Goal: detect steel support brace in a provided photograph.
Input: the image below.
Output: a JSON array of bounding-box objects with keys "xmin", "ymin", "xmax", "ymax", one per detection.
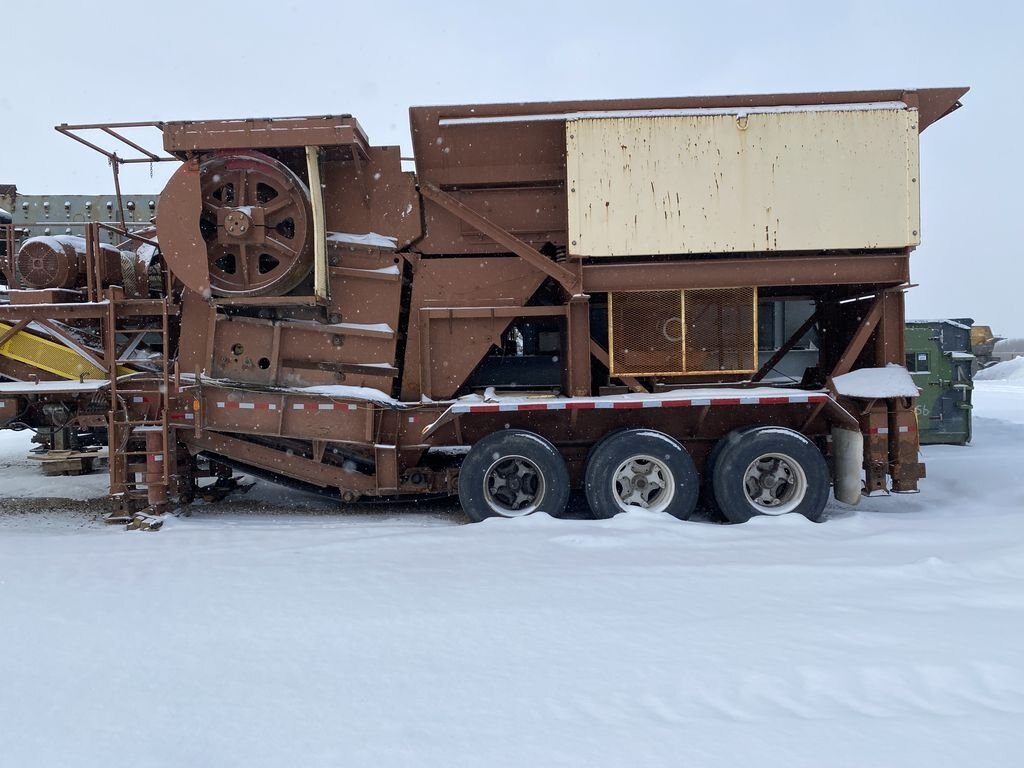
[
  {"xmin": 861, "ymin": 403, "xmax": 889, "ymax": 493},
  {"xmin": 181, "ymin": 431, "xmax": 377, "ymax": 493},
  {"xmin": 375, "ymin": 445, "xmax": 399, "ymax": 492},
  {"xmin": 753, "ymin": 310, "xmax": 819, "ymax": 382},
  {"xmin": 875, "ymin": 291, "xmax": 906, "ymax": 366},
  {"xmin": 588, "ymin": 340, "xmax": 646, "ymax": 393},
  {"xmin": 0, "ymin": 302, "xmax": 110, "ymax": 322},
  {"xmin": 566, "ymin": 295, "xmax": 592, "ymax": 396},
  {"xmin": 0, "ymin": 224, "xmax": 14, "ymax": 283},
  {"xmin": 420, "ymin": 184, "xmax": 580, "ymax": 293},
  {"xmin": 584, "ymin": 254, "xmax": 911, "ymax": 293},
  {"xmin": 889, "ymin": 401, "xmax": 925, "ymax": 492},
  {"xmin": 830, "ymin": 296, "xmax": 884, "ymax": 379},
  {"xmin": 0, "ymin": 319, "xmax": 29, "ymax": 348}
]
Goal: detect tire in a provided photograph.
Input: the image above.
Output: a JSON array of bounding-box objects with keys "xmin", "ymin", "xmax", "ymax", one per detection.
[
  {"xmin": 577, "ymin": 428, "xmax": 625, "ymax": 519},
  {"xmin": 711, "ymin": 427, "xmax": 830, "ymax": 523},
  {"xmin": 700, "ymin": 427, "xmax": 758, "ymax": 520},
  {"xmin": 585, "ymin": 427, "xmax": 625, "ymax": 467},
  {"xmin": 458, "ymin": 429, "xmax": 570, "ymax": 522},
  {"xmin": 584, "ymin": 429, "xmax": 699, "ymax": 520}
]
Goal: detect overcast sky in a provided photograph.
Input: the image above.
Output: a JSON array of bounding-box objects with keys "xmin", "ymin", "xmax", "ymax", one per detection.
[{"xmin": 2, "ymin": 0, "xmax": 1020, "ymax": 334}]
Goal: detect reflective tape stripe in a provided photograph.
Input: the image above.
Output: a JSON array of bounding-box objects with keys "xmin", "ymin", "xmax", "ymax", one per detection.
[
  {"xmin": 867, "ymin": 425, "xmax": 917, "ymax": 435},
  {"xmin": 214, "ymin": 402, "xmax": 278, "ymax": 411},
  {"xmin": 291, "ymin": 402, "xmax": 359, "ymax": 411},
  {"xmin": 450, "ymin": 392, "xmax": 830, "ymax": 415}
]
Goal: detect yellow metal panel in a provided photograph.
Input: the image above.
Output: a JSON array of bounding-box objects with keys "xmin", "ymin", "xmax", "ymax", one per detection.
[
  {"xmin": 0, "ymin": 322, "xmax": 124, "ymax": 380},
  {"xmin": 567, "ymin": 107, "xmax": 920, "ymax": 256},
  {"xmin": 306, "ymin": 145, "xmax": 329, "ymax": 301}
]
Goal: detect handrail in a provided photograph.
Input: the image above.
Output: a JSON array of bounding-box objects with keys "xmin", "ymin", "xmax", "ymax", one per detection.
[{"xmin": 55, "ymin": 121, "xmax": 176, "ymax": 165}]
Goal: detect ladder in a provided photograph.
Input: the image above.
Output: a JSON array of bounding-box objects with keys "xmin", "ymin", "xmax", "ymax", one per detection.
[
  {"xmin": 81, "ymin": 222, "xmax": 177, "ymax": 523},
  {"xmin": 104, "ymin": 289, "xmax": 174, "ymax": 522}
]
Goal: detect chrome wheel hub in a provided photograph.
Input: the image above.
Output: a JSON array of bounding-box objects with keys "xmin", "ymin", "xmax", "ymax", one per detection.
[
  {"xmin": 484, "ymin": 455, "xmax": 544, "ymax": 516},
  {"xmin": 612, "ymin": 455, "xmax": 675, "ymax": 513},
  {"xmin": 742, "ymin": 453, "xmax": 807, "ymax": 515}
]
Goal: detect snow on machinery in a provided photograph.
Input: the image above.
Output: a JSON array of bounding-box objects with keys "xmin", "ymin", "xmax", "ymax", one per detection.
[{"xmin": 0, "ymin": 87, "xmax": 968, "ymax": 525}]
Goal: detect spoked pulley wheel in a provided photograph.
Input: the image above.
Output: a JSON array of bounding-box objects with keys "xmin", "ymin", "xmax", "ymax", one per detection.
[{"xmin": 198, "ymin": 151, "xmax": 313, "ymax": 297}]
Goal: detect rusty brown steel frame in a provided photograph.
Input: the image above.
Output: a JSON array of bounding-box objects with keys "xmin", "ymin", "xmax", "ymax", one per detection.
[{"xmin": 0, "ymin": 87, "xmax": 968, "ymax": 515}]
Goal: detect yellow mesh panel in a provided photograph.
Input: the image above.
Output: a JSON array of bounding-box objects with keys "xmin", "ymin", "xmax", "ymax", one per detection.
[
  {"xmin": 608, "ymin": 288, "xmax": 757, "ymax": 376},
  {"xmin": 0, "ymin": 321, "xmax": 115, "ymax": 380},
  {"xmin": 683, "ymin": 287, "xmax": 757, "ymax": 374},
  {"xmin": 609, "ymin": 291, "xmax": 684, "ymax": 375}
]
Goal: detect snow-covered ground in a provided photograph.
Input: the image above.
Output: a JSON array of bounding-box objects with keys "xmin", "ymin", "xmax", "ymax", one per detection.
[
  {"xmin": 976, "ymin": 355, "xmax": 1024, "ymax": 383},
  {"xmin": 1, "ymin": 383, "xmax": 1023, "ymax": 767}
]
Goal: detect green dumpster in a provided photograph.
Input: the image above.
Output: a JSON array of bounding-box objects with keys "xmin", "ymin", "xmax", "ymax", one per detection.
[{"xmin": 905, "ymin": 319, "xmax": 974, "ymax": 445}]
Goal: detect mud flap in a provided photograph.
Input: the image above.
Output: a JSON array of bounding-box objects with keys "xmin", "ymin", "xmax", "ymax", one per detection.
[{"xmin": 832, "ymin": 426, "xmax": 863, "ymax": 505}]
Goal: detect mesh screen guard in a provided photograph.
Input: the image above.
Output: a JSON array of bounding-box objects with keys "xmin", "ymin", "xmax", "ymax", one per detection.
[{"xmin": 608, "ymin": 287, "xmax": 757, "ymax": 376}]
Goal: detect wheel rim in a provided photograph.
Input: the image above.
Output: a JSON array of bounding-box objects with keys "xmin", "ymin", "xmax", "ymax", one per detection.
[
  {"xmin": 611, "ymin": 454, "xmax": 676, "ymax": 513},
  {"xmin": 483, "ymin": 454, "xmax": 545, "ymax": 517},
  {"xmin": 742, "ymin": 452, "xmax": 807, "ymax": 515}
]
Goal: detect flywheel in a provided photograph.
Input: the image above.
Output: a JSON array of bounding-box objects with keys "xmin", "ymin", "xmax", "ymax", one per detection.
[{"xmin": 198, "ymin": 151, "xmax": 313, "ymax": 297}]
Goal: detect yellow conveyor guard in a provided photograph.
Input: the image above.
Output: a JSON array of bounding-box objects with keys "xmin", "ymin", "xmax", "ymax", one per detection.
[{"xmin": 0, "ymin": 322, "xmax": 131, "ymax": 381}]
